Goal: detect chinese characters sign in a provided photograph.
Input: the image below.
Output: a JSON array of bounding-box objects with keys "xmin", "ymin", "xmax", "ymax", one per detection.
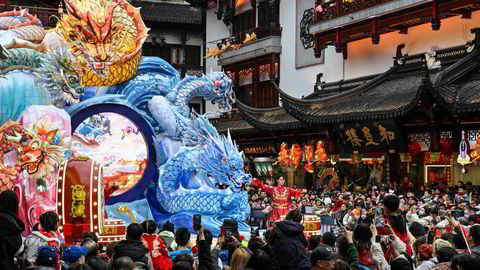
[{"xmin": 336, "ymin": 121, "xmax": 406, "ymax": 152}]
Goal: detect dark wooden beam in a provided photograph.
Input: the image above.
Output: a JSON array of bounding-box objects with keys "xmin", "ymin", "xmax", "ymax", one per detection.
[{"xmin": 314, "ymin": 0, "xmax": 477, "ymax": 47}]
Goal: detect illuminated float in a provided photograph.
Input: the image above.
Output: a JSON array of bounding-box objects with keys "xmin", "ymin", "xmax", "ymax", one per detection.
[{"xmin": 0, "ymin": 0, "xmax": 251, "ymax": 238}]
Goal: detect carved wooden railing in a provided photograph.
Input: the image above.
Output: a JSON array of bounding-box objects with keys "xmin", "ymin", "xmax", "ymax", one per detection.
[
  {"xmin": 0, "ymin": 4, "xmax": 61, "ymax": 29},
  {"xmin": 318, "ymin": 0, "xmax": 395, "ymax": 22},
  {"xmin": 232, "ymin": 25, "xmax": 282, "ymax": 44}
]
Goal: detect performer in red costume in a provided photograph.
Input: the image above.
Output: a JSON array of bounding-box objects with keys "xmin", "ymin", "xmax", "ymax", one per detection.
[{"xmin": 253, "ymin": 176, "xmax": 305, "ymax": 222}]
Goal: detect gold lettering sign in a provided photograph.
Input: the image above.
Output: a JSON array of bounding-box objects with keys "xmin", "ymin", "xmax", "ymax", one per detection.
[
  {"xmin": 362, "ymin": 127, "xmax": 379, "ymax": 146},
  {"xmin": 345, "ymin": 128, "xmax": 363, "ymax": 147},
  {"xmin": 378, "ymin": 125, "xmax": 395, "ymax": 145}
]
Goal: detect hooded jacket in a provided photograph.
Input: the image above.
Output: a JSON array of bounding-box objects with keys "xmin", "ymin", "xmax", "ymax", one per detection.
[
  {"xmin": 112, "ymin": 240, "xmax": 152, "ymax": 269},
  {"xmin": 0, "ymin": 209, "xmax": 25, "ymax": 270},
  {"xmin": 267, "ymin": 220, "xmax": 310, "ymax": 270}
]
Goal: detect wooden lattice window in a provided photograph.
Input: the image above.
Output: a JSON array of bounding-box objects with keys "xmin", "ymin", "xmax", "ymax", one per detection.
[
  {"xmin": 440, "ymin": 131, "xmax": 453, "ymax": 142},
  {"xmin": 408, "ymin": 132, "xmax": 431, "ymax": 149}
]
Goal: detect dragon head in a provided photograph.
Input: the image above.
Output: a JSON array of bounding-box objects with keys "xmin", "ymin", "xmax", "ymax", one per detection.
[
  {"xmin": 204, "ymin": 71, "xmax": 235, "ymax": 112},
  {"xmin": 55, "ymin": 0, "xmax": 148, "ymax": 86},
  {"xmin": 34, "ymin": 47, "xmax": 84, "ymax": 105},
  {"xmin": 185, "ymin": 116, "xmax": 251, "ymax": 193}
]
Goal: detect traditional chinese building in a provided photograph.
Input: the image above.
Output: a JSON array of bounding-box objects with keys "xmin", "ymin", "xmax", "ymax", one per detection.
[
  {"xmin": 132, "ymin": 0, "xmax": 206, "ymax": 113},
  {"xmin": 0, "ymin": 0, "xmax": 62, "ymax": 28},
  {"xmin": 195, "ymin": 0, "xmax": 480, "ymax": 187}
]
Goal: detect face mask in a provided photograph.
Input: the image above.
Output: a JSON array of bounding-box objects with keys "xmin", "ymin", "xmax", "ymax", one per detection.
[
  {"xmin": 361, "ymin": 215, "xmax": 367, "ymax": 219},
  {"xmin": 418, "ymin": 210, "xmax": 425, "ymax": 215}
]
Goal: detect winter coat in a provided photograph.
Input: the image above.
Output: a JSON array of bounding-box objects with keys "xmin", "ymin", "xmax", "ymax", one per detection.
[
  {"xmin": 22, "ymin": 231, "xmax": 61, "ymax": 266},
  {"xmin": 267, "ymin": 220, "xmax": 310, "ymax": 270},
  {"xmin": 111, "ymin": 240, "xmax": 153, "ymax": 270},
  {"xmin": 197, "ymin": 240, "xmax": 217, "ymax": 270},
  {"xmin": 0, "ymin": 211, "xmax": 25, "ymax": 270}
]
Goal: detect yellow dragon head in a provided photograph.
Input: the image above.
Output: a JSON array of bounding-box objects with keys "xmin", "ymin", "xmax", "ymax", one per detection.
[{"xmin": 56, "ymin": 0, "xmax": 149, "ymax": 86}]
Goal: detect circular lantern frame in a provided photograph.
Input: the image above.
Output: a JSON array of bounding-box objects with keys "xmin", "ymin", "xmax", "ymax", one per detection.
[{"xmin": 69, "ymin": 102, "xmax": 157, "ymax": 205}]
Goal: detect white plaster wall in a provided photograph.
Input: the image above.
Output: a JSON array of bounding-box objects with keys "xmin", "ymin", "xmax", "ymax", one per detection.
[
  {"xmin": 279, "ymin": 0, "xmax": 343, "ymax": 98},
  {"xmin": 205, "ymin": 8, "xmax": 231, "ymax": 117},
  {"xmin": 342, "ymin": 11, "xmax": 480, "ymax": 80},
  {"xmin": 205, "ymin": 1, "xmax": 480, "ymax": 105}
]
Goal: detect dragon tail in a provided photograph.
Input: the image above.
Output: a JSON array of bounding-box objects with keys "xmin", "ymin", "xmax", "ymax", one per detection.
[
  {"xmin": 104, "ymin": 56, "xmax": 181, "ymax": 133},
  {"xmin": 0, "ymin": 48, "xmax": 45, "ymax": 70}
]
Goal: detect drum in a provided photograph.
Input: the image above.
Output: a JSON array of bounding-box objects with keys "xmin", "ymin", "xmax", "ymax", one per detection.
[
  {"xmin": 302, "ymin": 215, "xmax": 321, "ymax": 236},
  {"xmin": 98, "ymin": 218, "xmax": 126, "ymax": 245},
  {"xmin": 57, "ymin": 158, "xmax": 125, "ymax": 244}
]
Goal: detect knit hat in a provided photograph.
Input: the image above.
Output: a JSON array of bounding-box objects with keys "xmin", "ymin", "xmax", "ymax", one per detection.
[
  {"xmin": 62, "ymin": 246, "xmax": 88, "ymax": 263},
  {"xmin": 310, "ymin": 245, "xmax": 337, "ymax": 265},
  {"xmin": 434, "ymin": 239, "xmax": 453, "ymax": 253},
  {"xmin": 159, "ymin": 230, "xmax": 175, "ymax": 247},
  {"xmin": 418, "ymin": 244, "xmax": 433, "ymax": 260},
  {"xmin": 36, "ymin": 246, "xmax": 57, "ymax": 267}
]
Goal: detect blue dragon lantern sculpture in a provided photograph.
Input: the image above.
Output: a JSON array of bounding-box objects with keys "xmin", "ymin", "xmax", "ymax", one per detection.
[
  {"xmin": 0, "ymin": 1, "xmax": 252, "ymax": 234},
  {"xmin": 158, "ymin": 115, "xmax": 251, "ymax": 221}
]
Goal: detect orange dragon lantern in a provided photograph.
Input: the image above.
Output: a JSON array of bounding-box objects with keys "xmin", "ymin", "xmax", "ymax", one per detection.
[
  {"xmin": 55, "ymin": 0, "xmax": 149, "ymax": 86},
  {"xmin": 290, "ymin": 144, "xmax": 302, "ymax": 168},
  {"xmin": 303, "ymin": 145, "xmax": 314, "ymax": 173},
  {"xmin": 275, "ymin": 142, "xmax": 290, "ymax": 167},
  {"xmin": 314, "ymin": 140, "xmax": 329, "ymax": 165}
]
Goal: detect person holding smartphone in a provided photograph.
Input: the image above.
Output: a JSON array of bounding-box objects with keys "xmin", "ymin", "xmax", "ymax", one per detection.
[
  {"xmin": 196, "ymin": 225, "xmax": 219, "ymax": 270},
  {"xmin": 383, "ymin": 194, "xmax": 413, "ymax": 256}
]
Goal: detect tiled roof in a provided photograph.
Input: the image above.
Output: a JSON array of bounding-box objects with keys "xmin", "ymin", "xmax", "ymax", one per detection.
[
  {"xmin": 212, "ymin": 119, "xmax": 256, "ymax": 135},
  {"xmin": 432, "ymin": 41, "xmax": 480, "ymax": 113},
  {"xmin": 306, "ymin": 74, "xmax": 378, "ymax": 100},
  {"xmin": 279, "ymin": 54, "xmax": 431, "ymax": 126},
  {"xmin": 236, "ymin": 100, "xmax": 305, "ymax": 132},
  {"xmin": 132, "ymin": 1, "xmax": 202, "ymax": 24}
]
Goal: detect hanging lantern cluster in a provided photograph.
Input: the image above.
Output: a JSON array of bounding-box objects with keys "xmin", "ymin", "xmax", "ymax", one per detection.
[
  {"xmin": 274, "ymin": 141, "xmax": 329, "ymax": 170},
  {"xmin": 205, "ymin": 32, "xmax": 257, "ymax": 59}
]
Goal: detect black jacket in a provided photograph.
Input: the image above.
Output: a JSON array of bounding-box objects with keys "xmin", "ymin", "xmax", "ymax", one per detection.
[
  {"xmin": 112, "ymin": 240, "xmax": 149, "ymax": 265},
  {"xmin": 267, "ymin": 221, "xmax": 310, "ymax": 270},
  {"xmin": 245, "ymin": 243, "xmax": 279, "ymax": 270},
  {"xmin": 197, "ymin": 240, "xmax": 217, "ymax": 270},
  {"xmin": 86, "ymin": 255, "xmax": 109, "ymax": 270},
  {"xmin": 25, "ymin": 267, "xmax": 55, "ymax": 270},
  {"xmin": 0, "ymin": 212, "xmax": 25, "ymax": 270}
]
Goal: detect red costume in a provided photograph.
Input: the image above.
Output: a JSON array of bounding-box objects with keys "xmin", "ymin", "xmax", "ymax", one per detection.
[
  {"xmin": 141, "ymin": 233, "xmax": 173, "ymax": 270},
  {"xmin": 253, "ymin": 179, "xmax": 302, "ymax": 221}
]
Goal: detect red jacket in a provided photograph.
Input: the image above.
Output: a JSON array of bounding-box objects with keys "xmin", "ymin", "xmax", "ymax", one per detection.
[{"xmin": 141, "ymin": 234, "xmax": 173, "ymax": 270}]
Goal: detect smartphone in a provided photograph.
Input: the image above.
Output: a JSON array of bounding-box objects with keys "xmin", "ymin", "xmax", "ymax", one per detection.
[
  {"xmin": 251, "ymin": 228, "xmax": 259, "ymax": 237},
  {"xmin": 193, "ymin": 214, "xmax": 202, "ymax": 231},
  {"xmin": 375, "ymin": 208, "xmax": 384, "ymax": 227},
  {"xmin": 226, "ymin": 228, "xmax": 234, "ymax": 238},
  {"xmin": 427, "ymin": 230, "xmax": 435, "ymax": 244}
]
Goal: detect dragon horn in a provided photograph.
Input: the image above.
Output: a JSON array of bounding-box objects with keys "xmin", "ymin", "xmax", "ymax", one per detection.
[{"xmin": 227, "ymin": 129, "xmax": 232, "ymax": 144}]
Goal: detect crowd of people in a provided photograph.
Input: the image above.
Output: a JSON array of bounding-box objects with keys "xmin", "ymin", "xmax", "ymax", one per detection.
[{"xmin": 2, "ymin": 176, "xmax": 480, "ymax": 270}]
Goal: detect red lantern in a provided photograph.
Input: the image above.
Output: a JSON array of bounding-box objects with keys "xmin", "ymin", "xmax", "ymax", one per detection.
[{"xmin": 409, "ymin": 142, "xmax": 421, "ymax": 157}]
